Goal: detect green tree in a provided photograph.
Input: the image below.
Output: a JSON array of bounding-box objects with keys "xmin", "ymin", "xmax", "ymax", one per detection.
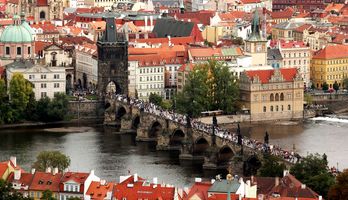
[
  {"xmin": 33, "ymin": 151, "xmax": 71, "ymax": 172},
  {"xmin": 258, "ymin": 154, "xmax": 286, "ymax": 177},
  {"xmin": 0, "ymin": 179, "xmax": 32, "ymax": 200},
  {"xmin": 322, "ymin": 82, "xmax": 329, "ymax": 91},
  {"xmin": 9, "ymin": 73, "xmax": 33, "ymax": 121},
  {"xmin": 41, "ymin": 190, "xmax": 57, "ymax": 200},
  {"xmin": 36, "ymin": 97, "xmax": 50, "ymax": 122},
  {"xmin": 47, "ymin": 93, "xmax": 69, "ymax": 121},
  {"xmin": 343, "ymin": 78, "xmax": 348, "ymax": 90},
  {"xmin": 149, "ymin": 93, "xmax": 163, "ymax": 106},
  {"xmin": 311, "ymin": 84, "xmax": 316, "ymax": 90},
  {"xmin": 333, "ymin": 81, "xmax": 339, "ymax": 92},
  {"xmin": 290, "ymin": 153, "xmax": 335, "ymax": 198},
  {"xmin": 176, "ymin": 60, "xmax": 239, "ymax": 117},
  {"xmin": 304, "ymin": 93, "xmax": 313, "ymax": 106},
  {"xmin": 328, "ymin": 169, "xmax": 348, "ymax": 200}
]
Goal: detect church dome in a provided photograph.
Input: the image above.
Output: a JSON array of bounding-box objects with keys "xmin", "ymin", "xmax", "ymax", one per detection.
[{"xmin": 0, "ymin": 16, "xmax": 33, "ymax": 43}]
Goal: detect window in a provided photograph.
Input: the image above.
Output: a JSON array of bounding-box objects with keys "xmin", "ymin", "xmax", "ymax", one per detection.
[
  {"xmin": 288, "ymin": 104, "xmax": 291, "ymax": 110},
  {"xmin": 54, "ymin": 74, "xmax": 60, "ymax": 79},
  {"xmin": 41, "ymin": 83, "xmax": 47, "ymax": 88},
  {"xmin": 270, "ymin": 93, "xmax": 274, "ymax": 101},
  {"xmin": 41, "ymin": 92, "xmax": 47, "ymax": 98},
  {"xmin": 41, "ymin": 75, "xmax": 46, "ymax": 79},
  {"xmin": 28, "ymin": 47, "xmax": 31, "ymax": 54},
  {"xmin": 263, "ymin": 106, "xmax": 266, "ymax": 112},
  {"xmin": 29, "ymin": 75, "xmax": 35, "ymax": 79},
  {"xmin": 281, "ymin": 105, "xmax": 284, "ymax": 111},
  {"xmin": 5, "ymin": 47, "xmax": 10, "ymax": 55},
  {"xmin": 54, "ymin": 83, "xmax": 60, "ymax": 88},
  {"xmin": 270, "ymin": 106, "xmax": 274, "ymax": 112},
  {"xmin": 276, "ymin": 105, "xmax": 279, "ymax": 111},
  {"xmin": 17, "ymin": 47, "xmax": 21, "ymax": 55}
]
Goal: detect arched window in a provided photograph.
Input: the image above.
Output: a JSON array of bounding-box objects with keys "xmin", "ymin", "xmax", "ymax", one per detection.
[
  {"xmin": 263, "ymin": 106, "xmax": 266, "ymax": 112},
  {"xmin": 280, "ymin": 93, "xmax": 284, "ymax": 101},
  {"xmin": 288, "ymin": 105, "xmax": 291, "ymax": 111},
  {"xmin": 276, "ymin": 105, "xmax": 279, "ymax": 111},
  {"xmin": 270, "ymin": 93, "xmax": 274, "ymax": 101},
  {"xmin": 40, "ymin": 11, "xmax": 46, "ymax": 20},
  {"xmin": 270, "ymin": 106, "xmax": 274, "ymax": 112},
  {"xmin": 275, "ymin": 93, "xmax": 279, "ymax": 101}
]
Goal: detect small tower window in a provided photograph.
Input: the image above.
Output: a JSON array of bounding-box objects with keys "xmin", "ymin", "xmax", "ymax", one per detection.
[
  {"xmin": 5, "ymin": 47, "xmax": 10, "ymax": 55},
  {"xmin": 28, "ymin": 47, "xmax": 31, "ymax": 54}
]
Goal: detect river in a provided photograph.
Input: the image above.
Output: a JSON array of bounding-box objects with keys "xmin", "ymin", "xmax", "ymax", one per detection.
[{"xmin": 0, "ymin": 117, "xmax": 347, "ymax": 187}]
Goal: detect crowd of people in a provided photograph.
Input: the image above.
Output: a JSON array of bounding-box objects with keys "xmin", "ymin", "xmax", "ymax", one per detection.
[{"xmin": 114, "ymin": 94, "xmax": 301, "ymax": 163}]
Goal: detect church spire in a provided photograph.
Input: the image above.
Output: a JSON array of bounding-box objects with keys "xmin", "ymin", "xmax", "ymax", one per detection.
[
  {"xmin": 99, "ymin": 17, "xmax": 118, "ymax": 43},
  {"xmin": 247, "ymin": 9, "xmax": 265, "ymax": 41}
]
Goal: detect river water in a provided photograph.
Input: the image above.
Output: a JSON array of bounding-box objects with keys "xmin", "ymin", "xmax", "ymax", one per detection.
[{"xmin": 0, "ymin": 117, "xmax": 347, "ymax": 187}]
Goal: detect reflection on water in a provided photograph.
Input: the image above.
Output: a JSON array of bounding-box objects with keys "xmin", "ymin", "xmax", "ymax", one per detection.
[{"xmin": 0, "ymin": 118, "xmax": 348, "ymax": 187}]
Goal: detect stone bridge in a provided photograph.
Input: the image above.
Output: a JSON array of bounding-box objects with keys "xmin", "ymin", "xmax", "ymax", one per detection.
[{"xmin": 104, "ymin": 98, "xmax": 292, "ymax": 173}]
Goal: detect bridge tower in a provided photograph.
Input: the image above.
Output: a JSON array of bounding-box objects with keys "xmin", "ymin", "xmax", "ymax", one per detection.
[{"xmin": 97, "ymin": 17, "xmax": 128, "ymax": 99}]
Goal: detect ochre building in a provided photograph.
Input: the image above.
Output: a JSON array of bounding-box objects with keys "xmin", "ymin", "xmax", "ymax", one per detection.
[{"xmin": 239, "ymin": 68, "xmax": 304, "ymax": 121}]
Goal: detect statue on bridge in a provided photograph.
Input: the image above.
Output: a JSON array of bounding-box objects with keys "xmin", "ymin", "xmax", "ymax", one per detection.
[
  {"xmin": 263, "ymin": 131, "xmax": 270, "ymax": 154},
  {"xmin": 237, "ymin": 123, "xmax": 243, "ymax": 155},
  {"xmin": 264, "ymin": 131, "xmax": 269, "ymax": 144}
]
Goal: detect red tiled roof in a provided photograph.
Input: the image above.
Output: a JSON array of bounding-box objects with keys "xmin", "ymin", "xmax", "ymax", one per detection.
[
  {"xmin": 7, "ymin": 0, "xmax": 19, "ymax": 4},
  {"xmin": 31, "ymin": 23, "xmax": 59, "ymax": 34},
  {"xmin": 189, "ymin": 47, "xmax": 222, "ymax": 57},
  {"xmin": 113, "ymin": 175, "xmax": 175, "ymax": 200},
  {"xmin": 280, "ymin": 40, "xmax": 307, "ymax": 48},
  {"xmin": 185, "ymin": 182, "xmax": 212, "ymax": 199},
  {"xmin": 130, "ymin": 36, "xmax": 195, "ymax": 45},
  {"xmin": 29, "ymin": 172, "xmax": 62, "ymax": 192},
  {"xmin": 245, "ymin": 68, "xmax": 298, "ymax": 84},
  {"xmin": 170, "ymin": 11, "xmax": 215, "ymax": 25},
  {"xmin": 35, "ymin": 41, "xmax": 51, "ymax": 54},
  {"xmin": 8, "ymin": 172, "xmax": 34, "ymax": 190},
  {"xmin": 324, "ymin": 3, "xmax": 345, "ymax": 13},
  {"xmin": 61, "ymin": 172, "xmax": 89, "ymax": 184},
  {"xmin": 59, "ymin": 36, "xmax": 94, "ymax": 46},
  {"xmin": 294, "ymin": 24, "xmax": 312, "ymax": 32},
  {"xmin": 0, "ymin": 162, "xmax": 8, "ymax": 178},
  {"xmin": 240, "ymin": 0, "xmax": 261, "ymax": 4},
  {"xmin": 271, "ymin": 7, "xmax": 294, "ymax": 19},
  {"xmin": 312, "ymin": 44, "xmax": 348, "ymax": 59},
  {"xmin": 86, "ymin": 181, "xmax": 114, "ymax": 200},
  {"xmin": 178, "ymin": 63, "xmax": 195, "ymax": 72},
  {"xmin": 332, "ymin": 33, "xmax": 348, "ymax": 44}
]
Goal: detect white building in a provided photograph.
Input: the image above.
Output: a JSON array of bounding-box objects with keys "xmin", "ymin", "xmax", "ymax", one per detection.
[
  {"xmin": 6, "ymin": 60, "xmax": 66, "ymax": 100},
  {"xmin": 75, "ymin": 43, "xmax": 98, "ymax": 90}
]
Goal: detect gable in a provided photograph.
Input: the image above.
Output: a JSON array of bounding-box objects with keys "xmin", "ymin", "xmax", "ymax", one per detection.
[{"xmin": 44, "ymin": 44, "xmax": 63, "ymax": 51}]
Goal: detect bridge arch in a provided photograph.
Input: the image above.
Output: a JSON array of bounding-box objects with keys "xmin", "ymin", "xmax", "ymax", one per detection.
[
  {"xmin": 217, "ymin": 145, "xmax": 234, "ymax": 166},
  {"xmin": 148, "ymin": 121, "xmax": 163, "ymax": 139},
  {"xmin": 105, "ymin": 101, "xmax": 111, "ymax": 109},
  {"xmin": 169, "ymin": 129, "xmax": 185, "ymax": 147},
  {"xmin": 132, "ymin": 115, "xmax": 140, "ymax": 129},
  {"xmin": 243, "ymin": 155, "xmax": 262, "ymax": 176},
  {"xmin": 193, "ymin": 137, "xmax": 209, "ymax": 156},
  {"xmin": 115, "ymin": 106, "xmax": 127, "ymax": 120}
]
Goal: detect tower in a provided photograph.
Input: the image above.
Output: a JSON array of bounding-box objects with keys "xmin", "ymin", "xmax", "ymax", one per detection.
[
  {"xmin": 97, "ymin": 17, "xmax": 128, "ymax": 99},
  {"xmin": 244, "ymin": 9, "xmax": 268, "ymax": 66}
]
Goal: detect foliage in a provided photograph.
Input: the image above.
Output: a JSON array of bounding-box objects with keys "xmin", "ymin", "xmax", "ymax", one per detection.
[
  {"xmin": 149, "ymin": 93, "xmax": 163, "ymax": 106},
  {"xmin": 161, "ymin": 100, "xmax": 172, "ymax": 110},
  {"xmin": 322, "ymin": 82, "xmax": 329, "ymax": 91},
  {"xmin": 290, "ymin": 153, "xmax": 335, "ymax": 198},
  {"xmin": 47, "ymin": 93, "xmax": 69, "ymax": 121},
  {"xmin": 304, "ymin": 93, "xmax": 313, "ymax": 106},
  {"xmin": 333, "ymin": 81, "xmax": 339, "ymax": 92},
  {"xmin": 328, "ymin": 169, "xmax": 348, "ymax": 200},
  {"xmin": 40, "ymin": 190, "xmax": 57, "ymax": 200},
  {"xmin": 311, "ymin": 84, "xmax": 316, "ymax": 90},
  {"xmin": 176, "ymin": 60, "xmax": 239, "ymax": 117},
  {"xmin": 343, "ymin": 78, "xmax": 348, "ymax": 90},
  {"xmin": 258, "ymin": 154, "xmax": 286, "ymax": 177},
  {"xmin": 0, "ymin": 179, "xmax": 33, "ymax": 200},
  {"xmin": 33, "ymin": 151, "xmax": 71, "ymax": 172},
  {"xmin": 231, "ymin": 37, "xmax": 244, "ymax": 45},
  {"xmin": 0, "ymin": 79, "xmax": 12, "ymax": 124}
]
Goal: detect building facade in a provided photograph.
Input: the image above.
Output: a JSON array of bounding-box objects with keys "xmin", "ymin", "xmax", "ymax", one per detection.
[
  {"xmin": 75, "ymin": 43, "xmax": 98, "ymax": 91},
  {"xmin": 239, "ymin": 68, "xmax": 304, "ymax": 121},
  {"xmin": 311, "ymin": 44, "xmax": 348, "ymax": 89}
]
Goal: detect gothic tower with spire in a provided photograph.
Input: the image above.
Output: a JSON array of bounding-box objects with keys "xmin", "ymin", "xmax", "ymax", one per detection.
[
  {"xmin": 97, "ymin": 17, "xmax": 128, "ymax": 99},
  {"xmin": 244, "ymin": 9, "xmax": 268, "ymax": 66}
]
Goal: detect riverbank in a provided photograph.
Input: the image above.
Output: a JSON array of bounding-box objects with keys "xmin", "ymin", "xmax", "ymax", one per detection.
[{"xmin": 0, "ymin": 119, "xmax": 104, "ymax": 130}]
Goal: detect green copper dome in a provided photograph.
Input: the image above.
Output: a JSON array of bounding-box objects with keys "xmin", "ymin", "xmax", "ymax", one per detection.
[{"xmin": 0, "ymin": 23, "xmax": 33, "ymax": 43}]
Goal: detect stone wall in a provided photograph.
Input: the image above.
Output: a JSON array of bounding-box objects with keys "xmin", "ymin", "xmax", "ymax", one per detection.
[
  {"xmin": 312, "ymin": 93, "xmax": 348, "ymax": 102},
  {"xmin": 68, "ymin": 100, "xmax": 104, "ymax": 121}
]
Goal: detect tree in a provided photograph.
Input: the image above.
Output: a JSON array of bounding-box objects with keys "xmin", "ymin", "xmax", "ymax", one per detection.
[
  {"xmin": 0, "ymin": 179, "xmax": 32, "ymax": 200},
  {"xmin": 290, "ymin": 153, "xmax": 335, "ymax": 198},
  {"xmin": 322, "ymin": 82, "xmax": 329, "ymax": 91},
  {"xmin": 258, "ymin": 154, "xmax": 286, "ymax": 177},
  {"xmin": 333, "ymin": 81, "xmax": 339, "ymax": 93},
  {"xmin": 176, "ymin": 60, "xmax": 239, "ymax": 117},
  {"xmin": 67, "ymin": 198, "xmax": 81, "ymax": 200},
  {"xmin": 9, "ymin": 73, "xmax": 33, "ymax": 121},
  {"xmin": 304, "ymin": 93, "xmax": 313, "ymax": 106},
  {"xmin": 328, "ymin": 169, "xmax": 348, "ymax": 200},
  {"xmin": 32, "ymin": 151, "xmax": 71, "ymax": 172},
  {"xmin": 343, "ymin": 78, "xmax": 348, "ymax": 90},
  {"xmin": 311, "ymin": 84, "xmax": 316, "ymax": 90},
  {"xmin": 47, "ymin": 93, "xmax": 69, "ymax": 121},
  {"xmin": 149, "ymin": 93, "xmax": 163, "ymax": 107},
  {"xmin": 41, "ymin": 190, "xmax": 57, "ymax": 200}
]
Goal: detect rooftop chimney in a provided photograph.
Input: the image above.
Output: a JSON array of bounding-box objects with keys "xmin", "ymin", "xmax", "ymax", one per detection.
[
  {"xmin": 134, "ymin": 173, "xmax": 138, "ymax": 182},
  {"xmin": 211, "ymin": 179, "xmax": 215, "ymax": 184},
  {"xmin": 10, "ymin": 156, "xmax": 16, "ymax": 167},
  {"xmin": 90, "ymin": 170, "xmax": 95, "ymax": 176},
  {"xmin": 14, "ymin": 168, "xmax": 21, "ymax": 180},
  {"xmin": 31, "ymin": 168, "xmax": 36, "ymax": 174},
  {"xmin": 100, "ymin": 179, "xmax": 106, "ymax": 185},
  {"xmin": 301, "ymin": 184, "xmax": 306, "ymax": 189},
  {"xmin": 46, "ymin": 167, "xmax": 52, "ymax": 173},
  {"xmin": 275, "ymin": 177, "xmax": 279, "ymax": 186},
  {"xmin": 53, "ymin": 167, "xmax": 58, "ymax": 175},
  {"xmin": 283, "ymin": 170, "xmax": 289, "ymax": 177},
  {"xmin": 153, "ymin": 177, "xmax": 158, "ymax": 185},
  {"xmin": 195, "ymin": 178, "xmax": 202, "ymax": 182}
]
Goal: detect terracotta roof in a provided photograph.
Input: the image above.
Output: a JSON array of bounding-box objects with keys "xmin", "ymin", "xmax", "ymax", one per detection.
[
  {"xmin": 245, "ymin": 68, "xmax": 298, "ymax": 84},
  {"xmin": 0, "ymin": 19, "xmax": 13, "ymax": 26},
  {"xmin": 7, "ymin": 0, "xmax": 19, "ymax": 4},
  {"xmin": 7, "ymin": 172, "xmax": 34, "ymax": 190},
  {"xmin": 89, "ymin": 21, "xmax": 106, "ymax": 31},
  {"xmin": 294, "ymin": 24, "xmax": 312, "ymax": 32},
  {"xmin": 0, "ymin": 162, "xmax": 9, "ymax": 178},
  {"xmin": 129, "ymin": 45, "xmax": 187, "ymax": 55},
  {"xmin": 130, "ymin": 36, "xmax": 194, "ymax": 45},
  {"xmin": 280, "ymin": 40, "xmax": 307, "ymax": 48},
  {"xmin": 86, "ymin": 181, "xmax": 114, "ymax": 200},
  {"xmin": 29, "ymin": 172, "xmax": 62, "ymax": 192},
  {"xmin": 170, "ymin": 11, "xmax": 215, "ymax": 25},
  {"xmin": 185, "ymin": 182, "xmax": 212, "ymax": 199},
  {"xmin": 189, "ymin": 47, "xmax": 222, "ymax": 57},
  {"xmin": 324, "ymin": 3, "xmax": 345, "ymax": 13},
  {"xmin": 294, "ymin": 12, "xmax": 310, "ymax": 18},
  {"xmin": 31, "ymin": 23, "xmax": 59, "ymax": 34},
  {"xmin": 76, "ymin": 43, "xmax": 97, "ymax": 55},
  {"xmin": 312, "ymin": 44, "xmax": 348, "ymax": 59},
  {"xmin": 59, "ymin": 36, "xmax": 94, "ymax": 45},
  {"xmin": 332, "ymin": 33, "xmax": 348, "ymax": 44},
  {"xmin": 35, "ymin": 41, "xmax": 51, "ymax": 54},
  {"xmin": 113, "ymin": 175, "xmax": 175, "ymax": 200},
  {"xmin": 240, "ymin": 0, "xmax": 261, "ymax": 4},
  {"xmin": 271, "ymin": 7, "xmax": 294, "ymax": 19},
  {"xmin": 61, "ymin": 172, "xmax": 89, "ymax": 184}
]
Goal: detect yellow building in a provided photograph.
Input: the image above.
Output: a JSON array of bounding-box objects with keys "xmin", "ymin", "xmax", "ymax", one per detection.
[
  {"xmin": 0, "ymin": 157, "xmax": 17, "ymax": 180},
  {"xmin": 202, "ymin": 26, "xmax": 224, "ymax": 44},
  {"xmin": 239, "ymin": 68, "xmax": 304, "ymax": 121},
  {"xmin": 311, "ymin": 44, "xmax": 348, "ymax": 89},
  {"xmin": 28, "ymin": 171, "xmax": 61, "ymax": 200}
]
